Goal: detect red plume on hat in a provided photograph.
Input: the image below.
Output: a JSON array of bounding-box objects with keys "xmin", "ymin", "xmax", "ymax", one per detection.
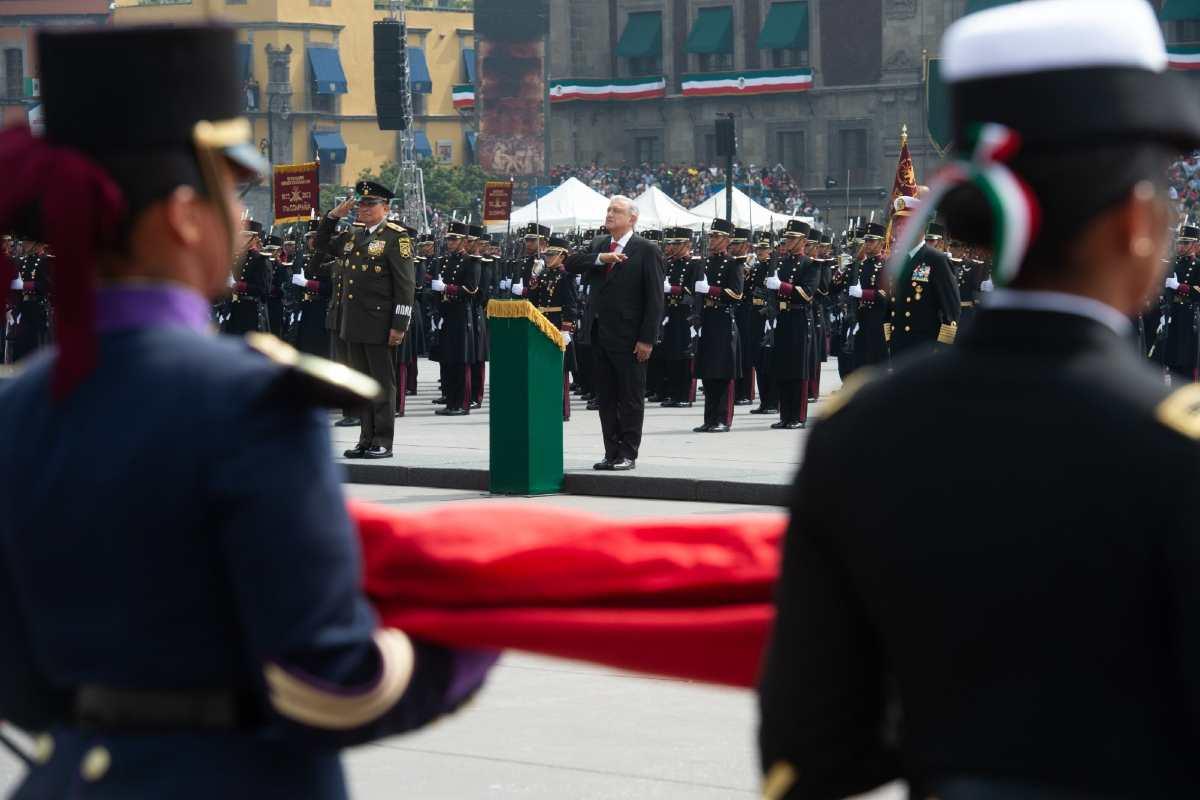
[{"xmin": 0, "ymin": 125, "xmax": 125, "ymax": 400}]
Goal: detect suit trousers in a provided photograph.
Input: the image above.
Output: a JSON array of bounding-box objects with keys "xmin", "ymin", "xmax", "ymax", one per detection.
[
  {"xmin": 594, "ymin": 343, "xmax": 647, "ymax": 461},
  {"xmin": 347, "ymin": 342, "xmax": 397, "ymax": 449},
  {"xmin": 662, "ymin": 359, "xmax": 691, "ymax": 403},
  {"xmin": 702, "ymin": 378, "xmax": 734, "ymax": 427},
  {"xmin": 756, "ymin": 362, "xmax": 777, "ymax": 410}
]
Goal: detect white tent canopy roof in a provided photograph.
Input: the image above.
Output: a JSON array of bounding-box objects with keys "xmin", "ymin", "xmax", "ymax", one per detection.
[
  {"xmin": 687, "ymin": 186, "xmax": 810, "ymax": 232},
  {"xmin": 486, "ymin": 177, "xmax": 610, "ymax": 234},
  {"xmin": 632, "ymin": 186, "xmax": 709, "ymax": 232}
]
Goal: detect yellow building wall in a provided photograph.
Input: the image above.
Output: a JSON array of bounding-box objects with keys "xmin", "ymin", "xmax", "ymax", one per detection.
[{"xmin": 112, "ymin": 0, "xmax": 474, "ymax": 181}]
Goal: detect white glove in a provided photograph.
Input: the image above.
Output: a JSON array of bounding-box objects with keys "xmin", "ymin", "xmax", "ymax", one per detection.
[
  {"xmin": 437, "ymin": 318, "xmax": 444, "ymax": 330},
  {"xmin": 561, "ymin": 331, "xmax": 572, "ymax": 345},
  {"xmin": 1166, "ymin": 275, "xmax": 1181, "ymax": 290},
  {"xmin": 852, "ymin": 323, "xmax": 860, "ymax": 335},
  {"xmin": 290, "ymin": 273, "xmax": 308, "ymax": 287},
  {"xmin": 431, "ymin": 278, "xmax": 446, "ymax": 293},
  {"xmin": 532, "ymin": 258, "xmax": 545, "ymax": 276},
  {"xmin": 499, "ymin": 278, "xmax": 512, "ymax": 291},
  {"xmin": 694, "ymin": 279, "xmax": 710, "ymax": 294},
  {"xmin": 691, "ymin": 326, "xmax": 701, "ymax": 338},
  {"xmin": 764, "ymin": 272, "xmax": 782, "ymax": 291},
  {"xmin": 771, "ymin": 319, "xmax": 778, "ymax": 330},
  {"xmin": 980, "ymin": 279, "xmax": 995, "ymax": 292},
  {"xmin": 662, "ymin": 317, "xmax": 669, "ymax": 326},
  {"xmin": 663, "ymin": 277, "xmax": 672, "ymax": 293},
  {"xmin": 227, "ymin": 274, "xmax": 236, "ymax": 288},
  {"xmin": 848, "ymin": 284, "xmax": 863, "ymax": 299},
  {"xmin": 512, "ymin": 280, "xmax": 525, "ymax": 297},
  {"xmin": 10, "ymin": 277, "xmax": 22, "ymax": 290}
]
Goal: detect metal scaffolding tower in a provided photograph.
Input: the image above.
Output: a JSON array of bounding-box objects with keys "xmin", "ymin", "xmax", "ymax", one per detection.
[{"xmin": 384, "ymin": 0, "xmax": 430, "ymax": 233}]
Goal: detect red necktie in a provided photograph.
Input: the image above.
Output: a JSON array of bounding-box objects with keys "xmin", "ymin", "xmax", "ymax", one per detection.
[{"xmin": 605, "ymin": 239, "xmax": 619, "ymax": 277}]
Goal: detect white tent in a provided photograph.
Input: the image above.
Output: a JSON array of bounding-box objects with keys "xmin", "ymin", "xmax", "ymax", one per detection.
[
  {"xmin": 486, "ymin": 177, "xmax": 610, "ymax": 234},
  {"xmin": 632, "ymin": 186, "xmax": 708, "ymax": 232},
  {"xmin": 687, "ymin": 187, "xmax": 811, "ymax": 232}
]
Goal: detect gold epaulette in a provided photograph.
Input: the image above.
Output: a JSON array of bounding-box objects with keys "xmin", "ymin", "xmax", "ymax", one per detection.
[
  {"xmin": 1156, "ymin": 383, "xmax": 1200, "ymax": 439},
  {"xmin": 818, "ymin": 367, "xmax": 878, "ymax": 421},
  {"xmin": 386, "ymin": 222, "xmax": 408, "ymax": 235},
  {"xmin": 351, "ymin": 222, "xmax": 365, "ymax": 228},
  {"xmin": 246, "ymin": 332, "xmax": 380, "ymax": 407}
]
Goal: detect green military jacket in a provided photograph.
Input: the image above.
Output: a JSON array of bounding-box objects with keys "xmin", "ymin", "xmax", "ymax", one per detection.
[{"xmin": 317, "ymin": 216, "xmax": 415, "ymax": 345}]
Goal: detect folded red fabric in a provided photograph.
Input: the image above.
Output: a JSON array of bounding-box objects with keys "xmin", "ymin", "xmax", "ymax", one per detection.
[{"xmin": 353, "ymin": 501, "xmax": 786, "ymax": 687}]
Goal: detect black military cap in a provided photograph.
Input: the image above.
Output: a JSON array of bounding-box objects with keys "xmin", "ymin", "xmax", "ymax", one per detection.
[
  {"xmin": 641, "ymin": 229, "xmax": 663, "ymax": 242},
  {"xmin": 863, "ymin": 222, "xmax": 887, "ymax": 240},
  {"xmin": 926, "ymin": 222, "xmax": 947, "ymax": 240},
  {"xmin": 467, "ymin": 224, "xmax": 486, "ymax": 239},
  {"xmin": 244, "ymin": 220, "xmax": 264, "ymax": 236},
  {"xmin": 264, "ymin": 234, "xmax": 283, "ymax": 247},
  {"xmin": 819, "ymin": 232, "xmax": 833, "ymax": 246},
  {"xmin": 709, "ymin": 218, "xmax": 734, "ymax": 236},
  {"xmin": 355, "ymin": 181, "xmax": 394, "ymax": 201},
  {"xmin": 546, "ymin": 234, "xmax": 570, "ymax": 252},
  {"xmin": 418, "ymin": 233, "xmax": 436, "ymax": 244},
  {"xmin": 446, "ymin": 221, "xmax": 469, "ymax": 238},
  {"xmin": 783, "ymin": 219, "xmax": 811, "ymax": 239},
  {"xmin": 522, "ymin": 223, "xmax": 550, "ymax": 239},
  {"xmin": 754, "ymin": 231, "xmax": 775, "ymax": 249},
  {"xmin": 731, "ymin": 227, "xmax": 751, "ymax": 242},
  {"xmin": 664, "ymin": 227, "xmax": 692, "ymax": 243},
  {"xmin": 1179, "ymin": 225, "xmax": 1200, "ymax": 242},
  {"xmin": 307, "ymin": 217, "xmax": 321, "ymax": 233},
  {"xmin": 38, "ymin": 25, "xmax": 266, "ymax": 221}
]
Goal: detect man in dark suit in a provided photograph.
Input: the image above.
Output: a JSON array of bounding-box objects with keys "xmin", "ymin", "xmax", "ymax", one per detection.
[
  {"xmin": 565, "ymin": 195, "xmax": 664, "ymax": 470},
  {"xmin": 757, "ymin": 3, "xmax": 1200, "ymax": 798}
]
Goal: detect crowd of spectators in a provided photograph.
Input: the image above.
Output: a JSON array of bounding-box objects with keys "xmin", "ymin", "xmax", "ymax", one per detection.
[
  {"xmin": 1169, "ymin": 152, "xmax": 1200, "ymax": 220},
  {"xmin": 549, "ymin": 161, "xmax": 820, "ymax": 219}
]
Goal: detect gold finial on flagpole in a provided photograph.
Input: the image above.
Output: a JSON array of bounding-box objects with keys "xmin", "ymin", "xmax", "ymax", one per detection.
[{"xmin": 901, "ymin": 124, "xmax": 908, "ymax": 147}]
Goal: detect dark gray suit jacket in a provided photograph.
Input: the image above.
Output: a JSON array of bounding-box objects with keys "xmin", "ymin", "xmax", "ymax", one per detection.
[{"xmin": 565, "ymin": 233, "xmax": 664, "ymax": 353}]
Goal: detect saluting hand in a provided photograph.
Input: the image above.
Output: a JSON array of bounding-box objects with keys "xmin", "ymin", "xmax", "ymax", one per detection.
[{"xmin": 329, "ymin": 196, "xmax": 357, "ymax": 220}]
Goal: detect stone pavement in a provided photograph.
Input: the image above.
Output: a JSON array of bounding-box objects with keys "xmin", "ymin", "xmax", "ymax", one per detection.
[{"xmin": 335, "ymin": 358, "xmax": 846, "ymax": 506}]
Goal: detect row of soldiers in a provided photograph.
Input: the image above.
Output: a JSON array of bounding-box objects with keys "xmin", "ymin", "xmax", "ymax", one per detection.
[{"xmin": 1, "ymin": 235, "xmax": 54, "ymax": 365}]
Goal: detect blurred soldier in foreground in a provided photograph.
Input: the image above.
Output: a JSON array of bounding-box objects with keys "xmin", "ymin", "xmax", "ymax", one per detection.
[
  {"xmin": 759, "ymin": 2, "xmax": 1200, "ymax": 797},
  {"xmin": 0, "ymin": 26, "xmax": 492, "ymax": 798}
]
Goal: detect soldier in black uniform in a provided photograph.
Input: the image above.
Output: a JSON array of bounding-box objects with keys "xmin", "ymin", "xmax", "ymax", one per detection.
[
  {"xmin": 466, "ymin": 225, "xmax": 490, "ymax": 408},
  {"xmin": 263, "ymin": 234, "xmax": 291, "ymax": 339},
  {"xmin": 749, "ymin": 231, "xmax": 780, "ymax": 415},
  {"xmin": 764, "ymin": 220, "xmax": 817, "ymax": 428},
  {"xmin": 225, "ymin": 220, "xmax": 272, "ymax": 335},
  {"xmin": 316, "ymin": 181, "xmax": 415, "ymax": 458},
  {"xmin": 7, "ymin": 243, "xmax": 54, "ymax": 363},
  {"xmin": 809, "ymin": 232, "xmax": 836, "ymax": 402},
  {"xmin": 658, "ymin": 227, "xmax": 702, "ymax": 407},
  {"xmin": 573, "ymin": 233, "xmax": 599, "ymax": 408},
  {"xmin": 432, "ymin": 220, "xmax": 478, "ymax": 415},
  {"xmin": 528, "ymin": 234, "xmax": 579, "ymax": 420},
  {"xmin": 290, "ymin": 221, "xmax": 335, "ymax": 357},
  {"xmin": 847, "ymin": 222, "xmax": 889, "ymax": 369},
  {"xmin": 888, "ymin": 212, "xmax": 961, "ymax": 359},
  {"xmin": 1164, "ymin": 225, "xmax": 1200, "ymax": 383},
  {"xmin": 692, "ymin": 218, "xmax": 743, "ymax": 432},
  {"xmin": 759, "ymin": 4, "xmax": 1200, "ymax": 797},
  {"xmin": 731, "ymin": 227, "xmax": 762, "ymax": 406}
]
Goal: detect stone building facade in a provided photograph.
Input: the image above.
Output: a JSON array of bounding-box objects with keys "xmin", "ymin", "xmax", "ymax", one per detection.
[{"xmin": 546, "ymin": 0, "xmax": 971, "ymax": 223}]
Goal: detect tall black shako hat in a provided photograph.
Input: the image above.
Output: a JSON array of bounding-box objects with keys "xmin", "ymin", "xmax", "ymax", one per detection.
[
  {"xmin": 709, "ymin": 218, "xmax": 734, "ymax": 236},
  {"xmin": 889, "ymin": 0, "xmax": 1200, "ymax": 287},
  {"xmin": 0, "ymin": 24, "xmax": 266, "ymax": 400}
]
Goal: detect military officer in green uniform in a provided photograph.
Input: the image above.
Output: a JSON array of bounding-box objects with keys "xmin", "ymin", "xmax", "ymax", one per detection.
[{"xmin": 316, "ymin": 181, "xmax": 415, "ymax": 458}]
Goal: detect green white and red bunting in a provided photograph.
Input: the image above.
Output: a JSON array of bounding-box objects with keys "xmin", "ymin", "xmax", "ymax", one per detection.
[
  {"xmin": 452, "ymin": 84, "xmax": 475, "ymax": 109},
  {"xmin": 1168, "ymin": 45, "xmax": 1200, "ymax": 71},
  {"xmin": 681, "ymin": 69, "xmax": 813, "ymax": 97},
  {"xmin": 549, "ymin": 77, "xmax": 666, "ymax": 103}
]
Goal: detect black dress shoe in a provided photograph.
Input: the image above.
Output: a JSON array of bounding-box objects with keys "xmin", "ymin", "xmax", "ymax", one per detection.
[
  {"xmin": 609, "ymin": 458, "xmax": 636, "ymax": 471},
  {"xmin": 343, "ymin": 445, "xmax": 368, "ymax": 458},
  {"xmin": 334, "ymin": 417, "xmax": 361, "ymax": 427},
  {"xmin": 362, "ymin": 446, "xmax": 393, "ymax": 459},
  {"xmin": 581, "ymin": 392, "xmax": 595, "ymax": 401},
  {"xmin": 734, "ymin": 399, "xmax": 751, "ymax": 406},
  {"xmin": 708, "ymin": 423, "xmax": 731, "ymax": 433},
  {"xmin": 646, "ymin": 394, "xmax": 661, "ymax": 403},
  {"xmin": 470, "ymin": 400, "xmax": 482, "ymax": 409},
  {"xmin": 665, "ymin": 401, "xmax": 693, "ymax": 408},
  {"xmin": 431, "ymin": 397, "xmax": 447, "ymax": 405},
  {"xmin": 749, "ymin": 406, "xmax": 776, "ymax": 415},
  {"xmin": 435, "ymin": 407, "xmax": 470, "ymax": 416},
  {"xmin": 786, "ymin": 421, "xmax": 806, "ymax": 429},
  {"xmin": 593, "ymin": 459, "xmax": 615, "ymax": 471},
  {"xmin": 586, "ymin": 400, "xmax": 600, "ymax": 411},
  {"xmin": 692, "ymin": 423, "xmax": 714, "ymax": 433}
]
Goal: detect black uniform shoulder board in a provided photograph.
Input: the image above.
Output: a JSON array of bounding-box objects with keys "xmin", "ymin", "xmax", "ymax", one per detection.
[
  {"xmin": 245, "ymin": 332, "xmax": 380, "ymax": 409},
  {"xmin": 1155, "ymin": 384, "xmax": 1200, "ymax": 440},
  {"xmin": 817, "ymin": 367, "xmax": 879, "ymax": 422},
  {"xmin": 385, "ymin": 222, "xmax": 408, "ymax": 235}
]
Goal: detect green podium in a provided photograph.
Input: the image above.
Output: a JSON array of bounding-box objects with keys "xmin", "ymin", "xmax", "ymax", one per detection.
[{"xmin": 486, "ymin": 300, "xmax": 566, "ymax": 495}]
